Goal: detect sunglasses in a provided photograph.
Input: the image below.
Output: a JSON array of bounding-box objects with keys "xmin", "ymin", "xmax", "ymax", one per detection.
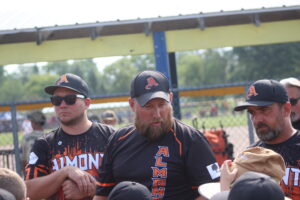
[
  {"xmin": 50, "ymin": 94, "xmax": 85, "ymax": 106},
  {"xmin": 289, "ymin": 97, "xmax": 300, "ymax": 106}
]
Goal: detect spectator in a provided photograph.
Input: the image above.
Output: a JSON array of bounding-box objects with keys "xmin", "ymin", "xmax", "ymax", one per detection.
[
  {"xmin": 280, "ymin": 77, "xmax": 300, "ymax": 130},
  {"xmin": 94, "ymin": 70, "xmax": 219, "ymax": 200},
  {"xmin": 233, "ymin": 79, "xmax": 299, "ymax": 199},
  {"xmin": 210, "ymin": 171, "xmax": 286, "ymax": 200},
  {"xmin": 101, "ymin": 110, "xmax": 118, "ymax": 127},
  {"xmin": 24, "ymin": 73, "xmax": 115, "ymax": 200},
  {"xmin": 20, "ymin": 110, "xmax": 46, "ymax": 171},
  {"xmin": 108, "ymin": 181, "xmax": 151, "ymax": 200},
  {"xmin": 0, "ymin": 168, "xmax": 26, "ymax": 200}
]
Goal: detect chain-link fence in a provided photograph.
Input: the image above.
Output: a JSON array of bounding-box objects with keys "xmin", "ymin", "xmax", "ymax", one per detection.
[{"xmin": 0, "ymin": 93, "xmax": 257, "ymax": 174}]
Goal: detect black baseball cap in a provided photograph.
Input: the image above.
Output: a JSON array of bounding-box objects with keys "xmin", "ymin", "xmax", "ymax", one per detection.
[
  {"xmin": 130, "ymin": 70, "xmax": 170, "ymax": 106},
  {"xmin": 44, "ymin": 73, "xmax": 89, "ymax": 97},
  {"xmin": 211, "ymin": 171, "xmax": 285, "ymax": 200},
  {"xmin": 0, "ymin": 189, "xmax": 16, "ymax": 200},
  {"xmin": 234, "ymin": 79, "xmax": 288, "ymax": 111},
  {"xmin": 108, "ymin": 181, "xmax": 152, "ymax": 200}
]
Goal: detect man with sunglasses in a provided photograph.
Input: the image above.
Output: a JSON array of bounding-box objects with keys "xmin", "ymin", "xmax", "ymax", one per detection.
[
  {"xmin": 280, "ymin": 77, "xmax": 300, "ymax": 130},
  {"xmin": 234, "ymin": 79, "xmax": 300, "ymax": 200},
  {"xmin": 24, "ymin": 73, "xmax": 115, "ymax": 200}
]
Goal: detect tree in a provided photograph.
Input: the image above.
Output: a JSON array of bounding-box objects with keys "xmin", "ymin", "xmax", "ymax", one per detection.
[{"xmin": 231, "ymin": 42, "xmax": 300, "ymax": 81}]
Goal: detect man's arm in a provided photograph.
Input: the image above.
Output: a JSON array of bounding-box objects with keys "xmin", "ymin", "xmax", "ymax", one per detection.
[
  {"xmin": 93, "ymin": 195, "xmax": 107, "ymax": 200},
  {"xmin": 26, "ymin": 166, "xmax": 95, "ymax": 200}
]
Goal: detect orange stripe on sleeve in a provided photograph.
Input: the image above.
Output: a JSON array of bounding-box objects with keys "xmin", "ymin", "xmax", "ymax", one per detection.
[
  {"xmin": 170, "ymin": 128, "xmax": 182, "ymax": 156},
  {"xmin": 118, "ymin": 128, "xmax": 136, "ymax": 141},
  {"xmin": 96, "ymin": 182, "xmax": 117, "ymax": 187}
]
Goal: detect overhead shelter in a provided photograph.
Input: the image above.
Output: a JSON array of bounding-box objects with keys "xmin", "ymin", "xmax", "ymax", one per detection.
[{"xmin": 1, "ymin": 5, "xmax": 300, "ymax": 175}]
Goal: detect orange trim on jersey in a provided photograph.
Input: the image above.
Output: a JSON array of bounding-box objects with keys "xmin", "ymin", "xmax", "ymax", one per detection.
[
  {"xmin": 169, "ymin": 128, "xmax": 182, "ymax": 156},
  {"xmin": 118, "ymin": 128, "xmax": 136, "ymax": 141},
  {"xmin": 96, "ymin": 182, "xmax": 117, "ymax": 187}
]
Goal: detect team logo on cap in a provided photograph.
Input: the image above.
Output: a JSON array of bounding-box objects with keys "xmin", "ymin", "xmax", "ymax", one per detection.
[
  {"xmin": 56, "ymin": 74, "xmax": 69, "ymax": 84},
  {"xmin": 145, "ymin": 77, "xmax": 158, "ymax": 90},
  {"xmin": 247, "ymin": 86, "xmax": 258, "ymax": 99}
]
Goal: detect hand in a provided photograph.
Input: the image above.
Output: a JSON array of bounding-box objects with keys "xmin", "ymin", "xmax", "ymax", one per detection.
[
  {"xmin": 220, "ymin": 160, "xmax": 238, "ymax": 191},
  {"xmin": 62, "ymin": 179, "xmax": 88, "ymax": 200},
  {"xmin": 63, "ymin": 166, "xmax": 96, "ymax": 196}
]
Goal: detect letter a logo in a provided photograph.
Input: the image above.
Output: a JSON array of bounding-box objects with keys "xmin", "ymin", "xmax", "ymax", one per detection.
[
  {"xmin": 57, "ymin": 74, "xmax": 69, "ymax": 84},
  {"xmin": 247, "ymin": 86, "xmax": 258, "ymax": 99},
  {"xmin": 145, "ymin": 77, "xmax": 159, "ymax": 90}
]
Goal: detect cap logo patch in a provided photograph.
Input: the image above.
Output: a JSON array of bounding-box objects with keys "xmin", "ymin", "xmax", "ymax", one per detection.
[
  {"xmin": 247, "ymin": 86, "xmax": 258, "ymax": 99},
  {"xmin": 145, "ymin": 77, "xmax": 158, "ymax": 90},
  {"xmin": 57, "ymin": 74, "xmax": 69, "ymax": 84}
]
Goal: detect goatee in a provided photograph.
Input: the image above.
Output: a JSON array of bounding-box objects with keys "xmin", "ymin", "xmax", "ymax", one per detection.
[{"xmin": 135, "ymin": 108, "xmax": 174, "ymax": 142}]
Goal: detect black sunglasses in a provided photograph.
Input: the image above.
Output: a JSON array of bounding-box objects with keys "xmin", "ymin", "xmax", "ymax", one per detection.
[
  {"xmin": 50, "ymin": 94, "xmax": 85, "ymax": 106},
  {"xmin": 289, "ymin": 97, "xmax": 300, "ymax": 106}
]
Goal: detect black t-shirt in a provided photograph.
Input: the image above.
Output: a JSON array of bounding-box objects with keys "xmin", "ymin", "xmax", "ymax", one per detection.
[
  {"xmin": 292, "ymin": 120, "xmax": 300, "ymax": 130},
  {"xmin": 25, "ymin": 122, "xmax": 115, "ymax": 200},
  {"xmin": 251, "ymin": 131, "xmax": 300, "ymax": 200},
  {"xmin": 96, "ymin": 119, "xmax": 220, "ymax": 200}
]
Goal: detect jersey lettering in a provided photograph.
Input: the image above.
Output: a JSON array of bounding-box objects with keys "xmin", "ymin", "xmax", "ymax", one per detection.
[
  {"xmin": 281, "ymin": 167, "xmax": 300, "ymax": 199},
  {"xmin": 52, "ymin": 153, "xmax": 103, "ymax": 171},
  {"xmin": 151, "ymin": 146, "xmax": 169, "ymax": 199}
]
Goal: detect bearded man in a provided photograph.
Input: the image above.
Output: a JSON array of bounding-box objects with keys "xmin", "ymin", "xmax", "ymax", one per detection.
[
  {"xmin": 234, "ymin": 79, "xmax": 300, "ymax": 200},
  {"xmin": 94, "ymin": 70, "xmax": 220, "ymax": 200}
]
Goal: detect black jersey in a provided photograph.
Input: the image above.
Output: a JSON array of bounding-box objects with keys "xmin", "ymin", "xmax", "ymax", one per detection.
[
  {"xmin": 251, "ymin": 131, "xmax": 300, "ymax": 200},
  {"xmin": 25, "ymin": 122, "xmax": 115, "ymax": 200},
  {"xmin": 96, "ymin": 119, "xmax": 220, "ymax": 200}
]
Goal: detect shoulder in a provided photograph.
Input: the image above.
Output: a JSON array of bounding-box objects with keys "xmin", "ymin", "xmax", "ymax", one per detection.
[
  {"xmin": 109, "ymin": 124, "xmax": 136, "ymax": 141},
  {"xmin": 173, "ymin": 119, "xmax": 204, "ymax": 138},
  {"xmin": 92, "ymin": 122, "xmax": 116, "ymax": 138}
]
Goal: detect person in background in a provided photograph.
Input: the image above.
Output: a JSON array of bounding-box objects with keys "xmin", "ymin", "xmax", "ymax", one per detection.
[
  {"xmin": 101, "ymin": 110, "xmax": 118, "ymax": 127},
  {"xmin": 20, "ymin": 110, "xmax": 46, "ymax": 171},
  {"xmin": 24, "ymin": 73, "xmax": 115, "ymax": 200},
  {"xmin": 94, "ymin": 70, "xmax": 219, "ymax": 200},
  {"xmin": 0, "ymin": 168, "xmax": 27, "ymax": 200},
  {"xmin": 280, "ymin": 77, "xmax": 300, "ymax": 130},
  {"xmin": 233, "ymin": 79, "xmax": 300, "ymax": 199}
]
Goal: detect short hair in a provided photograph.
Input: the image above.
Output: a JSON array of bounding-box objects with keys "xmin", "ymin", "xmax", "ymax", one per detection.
[{"xmin": 0, "ymin": 168, "xmax": 26, "ymax": 200}]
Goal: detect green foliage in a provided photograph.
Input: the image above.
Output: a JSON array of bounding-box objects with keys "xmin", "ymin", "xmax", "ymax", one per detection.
[{"xmin": 1, "ymin": 42, "xmax": 300, "ymax": 104}]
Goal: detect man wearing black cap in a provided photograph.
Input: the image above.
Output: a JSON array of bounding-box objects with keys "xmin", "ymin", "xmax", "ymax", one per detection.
[
  {"xmin": 24, "ymin": 73, "xmax": 115, "ymax": 200},
  {"xmin": 234, "ymin": 79, "xmax": 300, "ymax": 199},
  {"xmin": 94, "ymin": 70, "xmax": 220, "ymax": 200},
  {"xmin": 280, "ymin": 77, "xmax": 300, "ymax": 130}
]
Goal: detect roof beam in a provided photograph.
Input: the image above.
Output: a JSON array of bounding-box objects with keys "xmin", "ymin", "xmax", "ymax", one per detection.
[{"xmin": 1, "ymin": 19, "xmax": 300, "ymax": 65}]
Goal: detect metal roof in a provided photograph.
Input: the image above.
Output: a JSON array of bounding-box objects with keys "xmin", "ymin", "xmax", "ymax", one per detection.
[{"xmin": 1, "ymin": 5, "xmax": 300, "ymax": 45}]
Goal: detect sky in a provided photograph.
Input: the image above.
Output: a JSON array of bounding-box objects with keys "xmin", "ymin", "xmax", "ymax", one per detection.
[{"xmin": 1, "ymin": 0, "xmax": 300, "ymax": 72}]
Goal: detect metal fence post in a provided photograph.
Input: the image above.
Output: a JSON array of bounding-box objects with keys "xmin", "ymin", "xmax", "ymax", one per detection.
[{"xmin": 10, "ymin": 104, "xmax": 22, "ymax": 175}]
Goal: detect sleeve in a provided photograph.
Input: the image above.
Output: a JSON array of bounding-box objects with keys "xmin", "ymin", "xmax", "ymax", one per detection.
[
  {"xmin": 95, "ymin": 135, "xmax": 117, "ymax": 196},
  {"xmin": 24, "ymin": 137, "xmax": 51, "ymax": 180},
  {"xmin": 185, "ymin": 129, "xmax": 220, "ymax": 188}
]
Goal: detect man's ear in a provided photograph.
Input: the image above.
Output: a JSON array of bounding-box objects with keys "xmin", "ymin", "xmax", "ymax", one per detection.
[
  {"xmin": 283, "ymin": 102, "xmax": 292, "ymax": 117},
  {"xmin": 169, "ymin": 92, "xmax": 173, "ymax": 104},
  {"xmin": 128, "ymin": 98, "xmax": 136, "ymax": 112}
]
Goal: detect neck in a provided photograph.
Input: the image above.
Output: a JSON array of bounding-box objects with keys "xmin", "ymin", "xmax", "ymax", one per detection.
[
  {"xmin": 266, "ymin": 123, "xmax": 296, "ymax": 145},
  {"xmin": 61, "ymin": 117, "xmax": 92, "ymax": 135}
]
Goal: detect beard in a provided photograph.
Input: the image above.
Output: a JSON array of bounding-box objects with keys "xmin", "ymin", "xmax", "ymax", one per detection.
[
  {"xmin": 290, "ymin": 111, "xmax": 300, "ymax": 122},
  {"xmin": 58, "ymin": 112, "xmax": 85, "ymax": 126},
  {"xmin": 135, "ymin": 107, "xmax": 174, "ymax": 143},
  {"xmin": 254, "ymin": 114, "xmax": 284, "ymax": 142}
]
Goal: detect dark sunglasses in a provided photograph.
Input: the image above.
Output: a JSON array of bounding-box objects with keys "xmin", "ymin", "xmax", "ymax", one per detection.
[
  {"xmin": 289, "ymin": 97, "xmax": 300, "ymax": 106},
  {"xmin": 50, "ymin": 94, "xmax": 85, "ymax": 106}
]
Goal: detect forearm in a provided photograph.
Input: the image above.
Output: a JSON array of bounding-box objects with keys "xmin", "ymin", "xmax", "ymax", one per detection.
[
  {"xmin": 26, "ymin": 168, "xmax": 68, "ymax": 200},
  {"xmin": 93, "ymin": 195, "xmax": 107, "ymax": 200}
]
